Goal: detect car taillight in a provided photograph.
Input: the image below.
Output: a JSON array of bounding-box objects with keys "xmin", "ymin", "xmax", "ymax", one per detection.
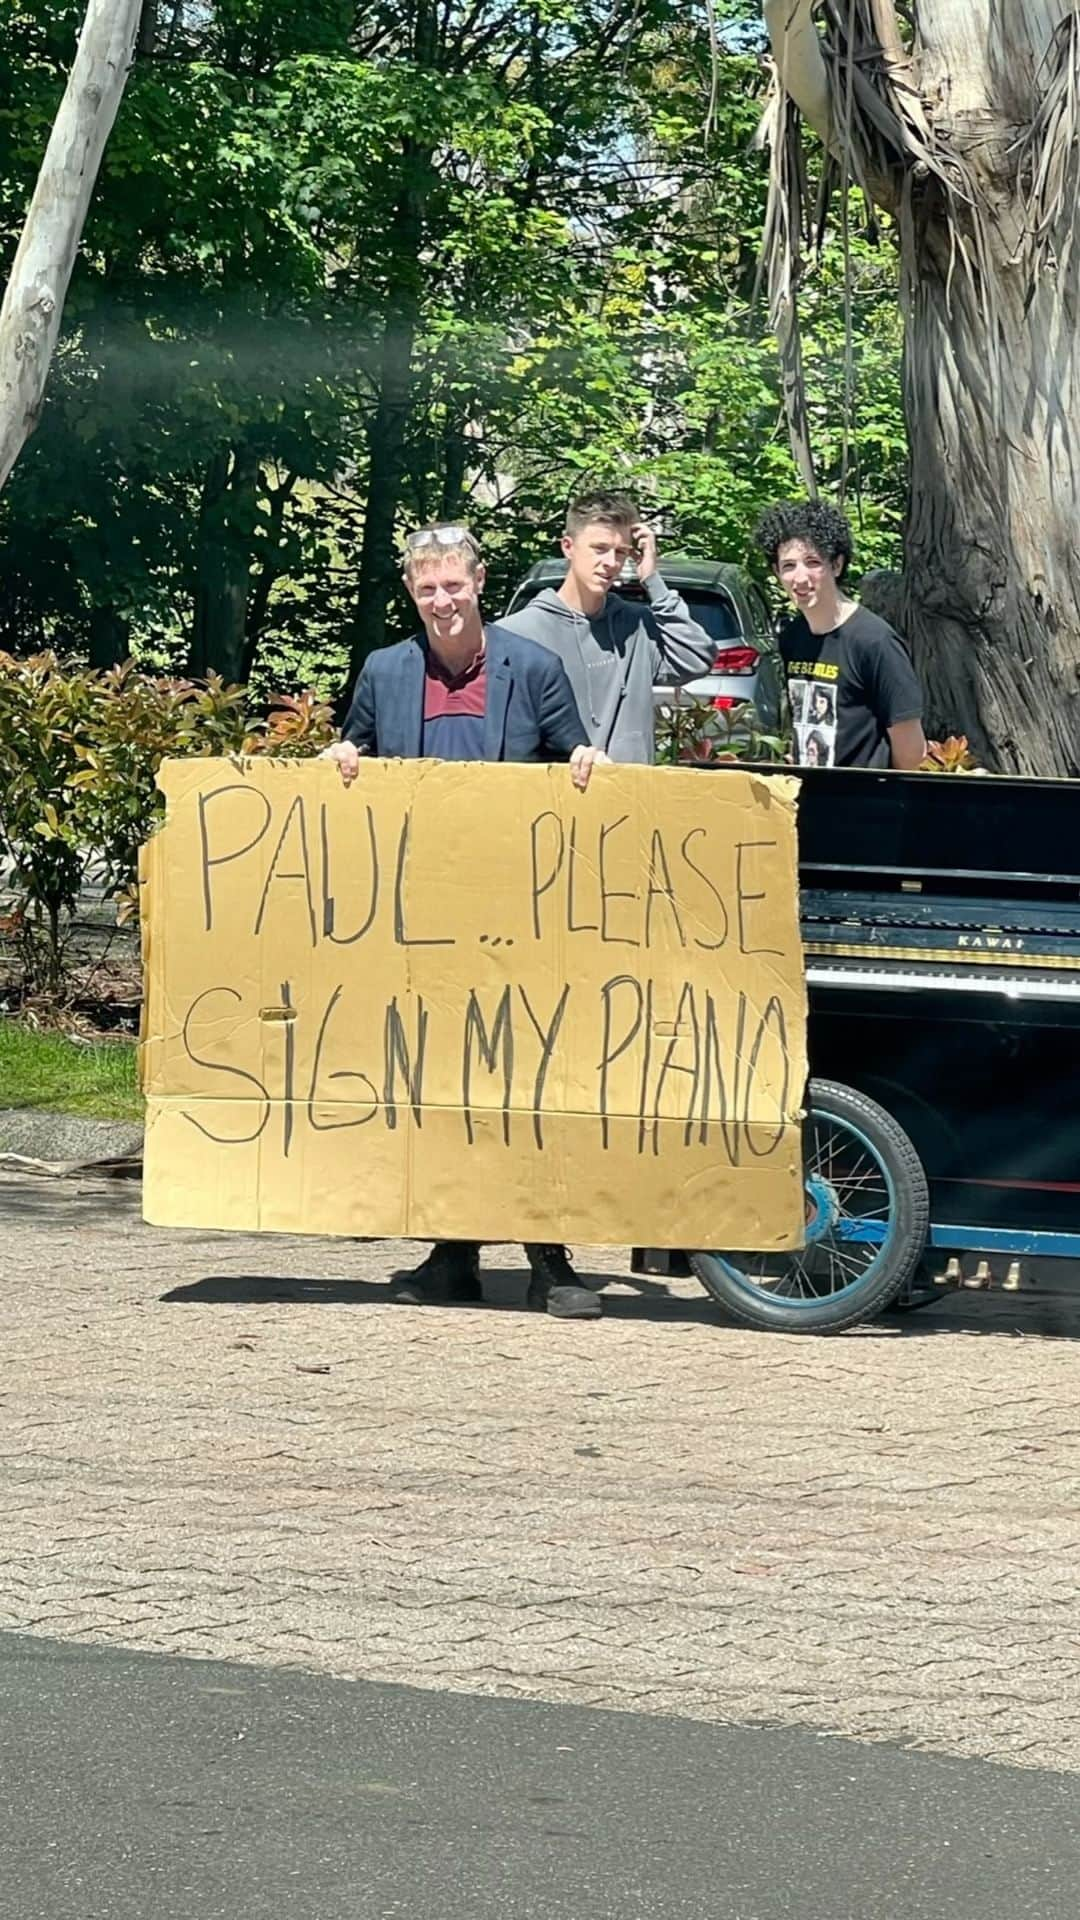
[
  {"xmin": 712, "ymin": 696, "xmax": 737, "ymax": 711},
  {"xmin": 711, "ymin": 644, "xmax": 759, "ymax": 674}
]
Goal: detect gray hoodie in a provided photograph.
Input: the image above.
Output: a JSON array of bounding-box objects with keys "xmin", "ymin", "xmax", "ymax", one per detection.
[{"xmin": 498, "ymin": 572, "xmax": 715, "ymax": 764}]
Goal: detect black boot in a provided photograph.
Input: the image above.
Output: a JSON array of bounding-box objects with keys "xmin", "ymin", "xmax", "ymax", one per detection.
[
  {"xmin": 524, "ymin": 1244, "xmax": 601, "ymax": 1319},
  {"xmin": 392, "ymin": 1242, "xmax": 483, "ymax": 1306}
]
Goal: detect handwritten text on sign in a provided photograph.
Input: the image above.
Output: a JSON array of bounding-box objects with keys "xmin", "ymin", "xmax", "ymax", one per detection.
[{"xmin": 140, "ymin": 759, "xmax": 807, "ymax": 1248}]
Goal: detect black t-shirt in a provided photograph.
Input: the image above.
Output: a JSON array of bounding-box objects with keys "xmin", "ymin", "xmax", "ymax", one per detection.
[{"xmin": 780, "ymin": 605, "xmax": 922, "ymax": 768}]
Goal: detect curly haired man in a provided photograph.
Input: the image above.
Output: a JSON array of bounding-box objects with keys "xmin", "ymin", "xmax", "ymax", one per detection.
[{"xmin": 756, "ymin": 500, "xmax": 925, "ymax": 770}]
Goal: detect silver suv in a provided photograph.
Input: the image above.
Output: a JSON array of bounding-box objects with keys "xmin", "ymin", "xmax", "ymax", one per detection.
[{"xmin": 502, "ymin": 556, "xmax": 782, "ymax": 729}]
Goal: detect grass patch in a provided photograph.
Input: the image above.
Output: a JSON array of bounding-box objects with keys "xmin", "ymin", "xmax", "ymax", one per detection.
[{"xmin": 0, "ymin": 1021, "xmax": 142, "ymax": 1122}]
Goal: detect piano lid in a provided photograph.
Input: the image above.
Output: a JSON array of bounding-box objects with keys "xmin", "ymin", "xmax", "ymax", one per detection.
[{"xmin": 712, "ymin": 765, "xmax": 1080, "ymax": 895}]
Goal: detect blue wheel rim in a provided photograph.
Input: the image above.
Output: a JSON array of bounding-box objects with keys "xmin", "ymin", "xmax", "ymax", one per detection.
[{"xmin": 711, "ymin": 1111, "xmax": 898, "ymax": 1313}]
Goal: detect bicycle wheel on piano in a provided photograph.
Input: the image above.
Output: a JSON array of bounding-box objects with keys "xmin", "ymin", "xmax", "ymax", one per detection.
[{"xmin": 689, "ymin": 1079, "xmax": 929, "ymax": 1334}]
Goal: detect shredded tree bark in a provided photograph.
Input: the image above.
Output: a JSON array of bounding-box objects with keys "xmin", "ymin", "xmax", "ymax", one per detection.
[{"xmin": 759, "ymin": 0, "xmax": 1080, "ymax": 773}]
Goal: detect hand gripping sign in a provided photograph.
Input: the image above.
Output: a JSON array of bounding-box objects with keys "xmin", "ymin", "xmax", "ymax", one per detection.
[{"xmin": 140, "ymin": 759, "xmax": 807, "ymax": 1249}]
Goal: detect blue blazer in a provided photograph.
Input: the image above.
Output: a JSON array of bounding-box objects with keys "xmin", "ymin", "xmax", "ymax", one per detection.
[{"xmin": 341, "ymin": 623, "xmax": 588, "ymax": 762}]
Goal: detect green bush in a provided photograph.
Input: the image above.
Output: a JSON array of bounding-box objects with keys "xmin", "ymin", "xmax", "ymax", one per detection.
[
  {"xmin": 654, "ymin": 698, "xmax": 787, "ymax": 768},
  {"xmin": 0, "ymin": 654, "xmax": 335, "ymax": 1000}
]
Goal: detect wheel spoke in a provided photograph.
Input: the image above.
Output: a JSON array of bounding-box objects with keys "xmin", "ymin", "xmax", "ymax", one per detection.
[
  {"xmin": 705, "ymin": 1097, "xmax": 905, "ymax": 1317},
  {"xmin": 825, "ymin": 1251, "xmax": 849, "ymax": 1294},
  {"xmin": 825, "ymin": 1245, "xmax": 872, "ymax": 1280},
  {"xmin": 837, "ymin": 1147, "xmax": 873, "ymax": 1189},
  {"xmin": 788, "ymin": 1255, "xmax": 817, "ymax": 1299}
]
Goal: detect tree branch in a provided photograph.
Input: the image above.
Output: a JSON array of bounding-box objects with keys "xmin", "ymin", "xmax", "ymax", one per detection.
[
  {"xmin": 0, "ymin": 0, "xmax": 142, "ymax": 493},
  {"xmin": 762, "ymin": 0, "xmax": 834, "ymax": 148}
]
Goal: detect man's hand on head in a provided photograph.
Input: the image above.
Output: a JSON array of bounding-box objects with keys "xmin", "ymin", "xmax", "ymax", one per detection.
[
  {"xmin": 322, "ymin": 740, "xmax": 360, "ymax": 786},
  {"xmin": 632, "ymin": 521, "xmax": 658, "ymax": 583},
  {"xmin": 569, "ymin": 745, "xmax": 611, "ymax": 791}
]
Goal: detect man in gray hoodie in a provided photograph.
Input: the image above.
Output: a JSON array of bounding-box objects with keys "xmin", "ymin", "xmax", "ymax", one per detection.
[
  {"xmin": 501, "ymin": 488, "xmax": 715, "ymax": 1308},
  {"xmin": 500, "ymin": 488, "xmax": 715, "ymax": 762}
]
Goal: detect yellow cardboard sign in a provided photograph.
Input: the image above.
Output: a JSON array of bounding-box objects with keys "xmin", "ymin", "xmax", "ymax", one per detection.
[{"xmin": 140, "ymin": 759, "xmax": 807, "ymax": 1248}]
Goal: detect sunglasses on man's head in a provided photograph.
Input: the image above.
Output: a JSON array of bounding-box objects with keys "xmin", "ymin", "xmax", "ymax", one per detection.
[{"xmin": 405, "ymin": 525, "xmax": 478, "ymax": 553}]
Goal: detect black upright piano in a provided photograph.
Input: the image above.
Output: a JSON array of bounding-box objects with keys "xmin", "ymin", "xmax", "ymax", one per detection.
[{"xmin": 794, "ymin": 768, "xmax": 1080, "ymax": 1266}]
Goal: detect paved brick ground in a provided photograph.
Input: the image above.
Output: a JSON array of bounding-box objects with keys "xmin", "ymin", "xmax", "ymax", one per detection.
[{"xmin": 2, "ymin": 1169, "xmax": 1080, "ymax": 1772}]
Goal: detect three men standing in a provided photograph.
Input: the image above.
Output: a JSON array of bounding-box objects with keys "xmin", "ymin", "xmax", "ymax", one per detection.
[{"xmin": 326, "ymin": 491, "xmax": 925, "ymax": 1321}]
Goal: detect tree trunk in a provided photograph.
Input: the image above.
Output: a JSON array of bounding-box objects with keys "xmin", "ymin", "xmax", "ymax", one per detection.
[
  {"xmin": 346, "ymin": 154, "xmax": 437, "ymax": 687},
  {"xmin": 761, "ymin": 0, "xmax": 1080, "ymax": 773},
  {"xmin": 241, "ymin": 469, "xmax": 298, "ymax": 682},
  {"xmin": 899, "ymin": 3, "xmax": 1080, "ymax": 772},
  {"xmin": 440, "ymin": 395, "xmax": 471, "ymax": 521},
  {"xmin": 345, "ymin": 0, "xmax": 438, "ymax": 692},
  {"xmin": 0, "ymin": 0, "xmax": 142, "ymax": 493},
  {"xmin": 190, "ymin": 443, "xmax": 260, "ymax": 683},
  {"xmin": 87, "ymin": 603, "xmax": 129, "ymax": 669},
  {"xmin": 901, "ymin": 207, "xmax": 1080, "ymax": 771},
  {"xmin": 136, "ymin": 1, "xmax": 158, "ymax": 57},
  {"xmin": 348, "ymin": 305, "xmax": 419, "ymax": 682}
]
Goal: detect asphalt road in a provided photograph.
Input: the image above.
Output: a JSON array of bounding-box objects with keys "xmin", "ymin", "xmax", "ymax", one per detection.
[{"xmin": 4, "ymin": 1632, "xmax": 1078, "ymax": 1920}]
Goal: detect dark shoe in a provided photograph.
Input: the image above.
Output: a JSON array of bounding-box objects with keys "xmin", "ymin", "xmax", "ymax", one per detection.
[
  {"xmin": 392, "ymin": 1242, "xmax": 483, "ymax": 1306},
  {"xmin": 524, "ymin": 1243, "xmax": 602, "ymax": 1320}
]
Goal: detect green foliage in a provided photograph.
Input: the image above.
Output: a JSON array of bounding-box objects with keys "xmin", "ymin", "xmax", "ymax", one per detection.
[
  {"xmin": 654, "ymin": 699, "xmax": 787, "ymax": 768},
  {"xmin": 0, "ymin": 651, "xmax": 91, "ymax": 990},
  {"xmin": 0, "ymin": 653, "xmax": 333, "ymax": 997},
  {"xmin": 0, "ymin": 1, "xmax": 908, "ymax": 683}
]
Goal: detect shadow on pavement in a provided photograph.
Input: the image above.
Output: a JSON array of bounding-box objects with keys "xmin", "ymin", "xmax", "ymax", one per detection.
[
  {"xmin": 163, "ymin": 1268, "xmax": 721, "ymax": 1324},
  {"xmin": 0, "ymin": 1172, "xmax": 143, "ymax": 1226},
  {"xmin": 162, "ymin": 1264, "xmax": 1080, "ymax": 1337},
  {"xmin": 882, "ymin": 1286, "xmax": 1080, "ymax": 1341}
]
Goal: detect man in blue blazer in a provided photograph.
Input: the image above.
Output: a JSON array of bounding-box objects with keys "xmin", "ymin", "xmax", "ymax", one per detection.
[{"xmin": 325, "ymin": 523, "xmax": 609, "ymax": 1320}]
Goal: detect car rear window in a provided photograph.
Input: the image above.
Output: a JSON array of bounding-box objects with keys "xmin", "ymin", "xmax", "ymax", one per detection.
[
  {"xmin": 614, "ymin": 585, "xmax": 742, "ymax": 644},
  {"xmin": 677, "ymin": 591, "xmax": 742, "ymax": 644}
]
